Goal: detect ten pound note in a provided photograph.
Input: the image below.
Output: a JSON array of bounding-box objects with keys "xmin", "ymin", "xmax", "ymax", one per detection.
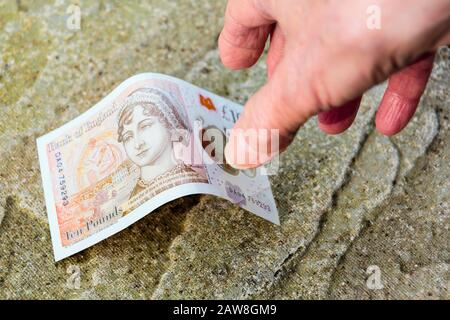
[{"xmin": 37, "ymin": 73, "xmax": 279, "ymax": 261}]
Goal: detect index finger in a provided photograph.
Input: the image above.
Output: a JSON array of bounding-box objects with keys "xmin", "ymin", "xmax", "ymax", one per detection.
[{"xmin": 219, "ymin": 0, "xmax": 276, "ymax": 70}]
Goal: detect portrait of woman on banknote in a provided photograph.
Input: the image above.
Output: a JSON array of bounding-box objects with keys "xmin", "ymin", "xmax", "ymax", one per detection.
[{"xmin": 117, "ymin": 87, "xmax": 207, "ymax": 203}]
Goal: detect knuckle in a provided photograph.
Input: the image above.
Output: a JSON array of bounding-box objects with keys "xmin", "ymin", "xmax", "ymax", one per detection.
[{"xmin": 251, "ymin": 0, "xmax": 274, "ymax": 21}]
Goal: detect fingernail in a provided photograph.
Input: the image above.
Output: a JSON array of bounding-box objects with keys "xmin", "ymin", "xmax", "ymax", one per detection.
[{"xmin": 224, "ymin": 136, "xmax": 253, "ymax": 170}]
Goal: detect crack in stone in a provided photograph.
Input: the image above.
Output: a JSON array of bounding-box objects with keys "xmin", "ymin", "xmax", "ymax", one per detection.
[
  {"xmin": 0, "ymin": 203, "xmax": 4, "ymax": 227},
  {"xmin": 327, "ymin": 105, "xmax": 441, "ymax": 298},
  {"xmin": 252, "ymin": 127, "xmax": 378, "ymax": 299},
  {"xmin": 148, "ymin": 196, "xmax": 203, "ymax": 298}
]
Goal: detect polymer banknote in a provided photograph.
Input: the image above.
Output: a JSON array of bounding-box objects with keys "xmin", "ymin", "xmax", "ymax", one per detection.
[{"xmin": 37, "ymin": 73, "xmax": 279, "ymax": 261}]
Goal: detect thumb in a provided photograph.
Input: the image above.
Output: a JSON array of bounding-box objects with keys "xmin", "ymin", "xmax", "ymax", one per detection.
[{"xmin": 225, "ymin": 52, "xmax": 316, "ymax": 169}]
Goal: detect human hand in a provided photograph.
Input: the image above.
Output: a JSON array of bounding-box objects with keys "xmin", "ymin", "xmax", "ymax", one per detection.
[{"xmin": 219, "ymin": 0, "xmax": 450, "ymax": 168}]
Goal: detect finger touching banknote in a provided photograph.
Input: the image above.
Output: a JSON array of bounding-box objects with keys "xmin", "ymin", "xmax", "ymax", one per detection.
[{"xmin": 37, "ymin": 73, "xmax": 279, "ymax": 261}]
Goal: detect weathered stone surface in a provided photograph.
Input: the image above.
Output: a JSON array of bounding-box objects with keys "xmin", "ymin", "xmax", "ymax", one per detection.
[
  {"xmin": 258, "ymin": 132, "xmax": 400, "ymax": 299},
  {"xmin": 0, "ymin": 0, "xmax": 448, "ymax": 299},
  {"xmin": 0, "ymin": 205, "xmax": 4, "ymax": 226},
  {"xmin": 328, "ymin": 50, "xmax": 450, "ymax": 300}
]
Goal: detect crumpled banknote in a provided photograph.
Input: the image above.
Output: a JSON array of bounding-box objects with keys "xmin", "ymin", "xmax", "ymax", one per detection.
[{"xmin": 37, "ymin": 73, "xmax": 279, "ymax": 261}]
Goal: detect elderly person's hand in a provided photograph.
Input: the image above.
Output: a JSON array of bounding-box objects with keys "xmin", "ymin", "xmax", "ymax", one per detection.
[{"xmin": 219, "ymin": 0, "xmax": 450, "ymax": 168}]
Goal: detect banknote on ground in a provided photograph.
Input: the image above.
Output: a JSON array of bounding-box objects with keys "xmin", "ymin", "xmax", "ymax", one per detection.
[{"xmin": 37, "ymin": 73, "xmax": 279, "ymax": 261}]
